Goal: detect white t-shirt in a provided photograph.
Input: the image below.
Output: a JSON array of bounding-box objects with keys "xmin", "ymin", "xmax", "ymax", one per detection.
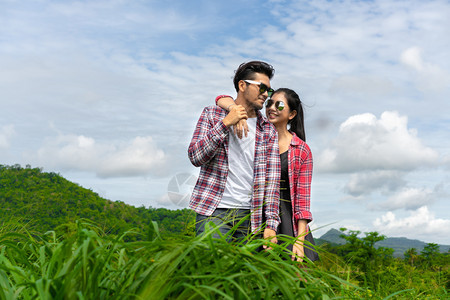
[{"xmin": 218, "ymin": 117, "xmax": 257, "ymax": 209}]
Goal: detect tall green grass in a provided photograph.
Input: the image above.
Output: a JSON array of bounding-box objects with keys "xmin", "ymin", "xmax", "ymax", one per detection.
[
  {"xmin": 0, "ymin": 220, "xmax": 346, "ymax": 299},
  {"xmin": 138, "ymin": 223, "xmax": 352, "ymax": 299},
  {"xmin": 0, "ymin": 219, "xmax": 445, "ymax": 299}
]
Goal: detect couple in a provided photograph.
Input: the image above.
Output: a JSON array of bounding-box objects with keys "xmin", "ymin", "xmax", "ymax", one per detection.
[{"xmin": 188, "ymin": 61, "xmax": 318, "ymax": 262}]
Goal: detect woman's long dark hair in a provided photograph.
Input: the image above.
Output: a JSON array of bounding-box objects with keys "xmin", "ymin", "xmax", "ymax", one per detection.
[{"xmin": 274, "ymin": 88, "xmax": 306, "ymax": 142}]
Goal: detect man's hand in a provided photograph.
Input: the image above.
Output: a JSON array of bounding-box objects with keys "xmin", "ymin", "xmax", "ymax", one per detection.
[
  {"xmin": 222, "ymin": 105, "xmax": 248, "ymax": 127},
  {"xmin": 262, "ymin": 228, "xmax": 277, "ymax": 250}
]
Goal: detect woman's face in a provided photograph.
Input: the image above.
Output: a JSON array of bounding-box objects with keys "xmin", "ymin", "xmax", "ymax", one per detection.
[{"xmin": 265, "ymin": 92, "xmax": 295, "ymax": 126}]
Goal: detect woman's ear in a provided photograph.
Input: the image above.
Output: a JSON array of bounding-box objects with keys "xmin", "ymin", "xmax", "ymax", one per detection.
[{"xmin": 289, "ymin": 110, "xmax": 297, "ymax": 121}]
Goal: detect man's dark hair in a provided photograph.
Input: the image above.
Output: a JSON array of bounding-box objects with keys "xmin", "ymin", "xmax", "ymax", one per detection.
[{"xmin": 233, "ymin": 61, "xmax": 275, "ymax": 92}]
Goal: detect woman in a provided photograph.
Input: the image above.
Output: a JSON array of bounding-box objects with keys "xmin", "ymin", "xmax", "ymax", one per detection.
[{"xmin": 216, "ymin": 88, "xmax": 319, "ymax": 262}]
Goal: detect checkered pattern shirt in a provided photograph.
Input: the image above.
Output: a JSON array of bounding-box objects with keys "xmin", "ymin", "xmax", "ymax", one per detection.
[
  {"xmin": 288, "ymin": 133, "xmax": 313, "ymax": 237},
  {"xmin": 188, "ymin": 105, "xmax": 281, "ymax": 232}
]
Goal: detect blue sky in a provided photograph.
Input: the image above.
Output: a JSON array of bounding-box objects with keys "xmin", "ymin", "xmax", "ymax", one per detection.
[{"xmin": 1, "ymin": 0, "xmax": 450, "ymax": 244}]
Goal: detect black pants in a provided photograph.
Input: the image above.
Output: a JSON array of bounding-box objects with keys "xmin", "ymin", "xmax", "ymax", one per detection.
[{"xmin": 195, "ymin": 208, "xmax": 251, "ymax": 242}]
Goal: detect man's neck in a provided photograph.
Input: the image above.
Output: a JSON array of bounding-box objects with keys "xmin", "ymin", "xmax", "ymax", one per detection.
[{"xmin": 235, "ymin": 96, "xmax": 257, "ymax": 118}]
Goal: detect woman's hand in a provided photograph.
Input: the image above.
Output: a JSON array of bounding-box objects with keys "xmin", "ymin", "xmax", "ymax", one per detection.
[
  {"xmin": 216, "ymin": 96, "xmax": 248, "ymax": 138},
  {"xmin": 292, "ymin": 241, "xmax": 305, "ymax": 262},
  {"xmin": 233, "ymin": 118, "xmax": 249, "ymax": 139},
  {"xmin": 293, "ymin": 219, "xmax": 308, "ymax": 261}
]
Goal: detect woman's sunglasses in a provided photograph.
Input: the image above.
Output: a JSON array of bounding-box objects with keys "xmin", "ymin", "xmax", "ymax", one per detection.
[
  {"xmin": 265, "ymin": 99, "xmax": 285, "ymax": 111},
  {"xmin": 244, "ymin": 80, "xmax": 275, "ymax": 97}
]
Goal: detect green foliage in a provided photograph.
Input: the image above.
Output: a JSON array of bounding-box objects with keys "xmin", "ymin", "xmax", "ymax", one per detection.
[
  {"xmin": 403, "ymin": 248, "xmax": 419, "ymax": 267},
  {"xmin": 0, "ymin": 221, "xmax": 354, "ymax": 299},
  {"xmin": 1, "ymin": 220, "xmax": 447, "ymax": 299},
  {"xmin": 404, "ymin": 243, "xmax": 450, "ymax": 286},
  {"xmin": 421, "ymin": 243, "xmax": 441, "ymax": 269},
  {"xmin": 318, "ymin": 228, "xmax": 450, "ymax": 257},
  {"xmin": 0, "ymin": 164, "xmax": 195, "ymax": 240},
  {"xmin": 0, "ymin": 220, "xmax": 150, "ymax": 299},
  {"xmin": 316, "ymin": 228, "xmax": 449, "ymax": 298},
  {"xmin": 333, "ymin": 228, "xmax": 394, "ymax": 290}
]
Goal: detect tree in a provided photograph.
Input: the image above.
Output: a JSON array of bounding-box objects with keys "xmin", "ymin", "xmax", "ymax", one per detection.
[
  {"xmin": 421, "ymin": 243, "xmax": 440, "ymax": 269},
  {"xmin": 337, "ymin": 228, "xmax": 394, "ymax": 288},
  {"xmin": 404, "ymin": 248, "xmax": 418, "ymax": 267}
]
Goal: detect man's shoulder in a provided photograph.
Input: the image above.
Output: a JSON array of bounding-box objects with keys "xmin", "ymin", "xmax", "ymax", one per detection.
[{"xmin": 202, "ymin": 105, "xmax": 227, "ymax": 116}]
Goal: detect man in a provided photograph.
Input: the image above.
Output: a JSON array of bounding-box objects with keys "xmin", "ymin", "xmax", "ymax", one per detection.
[{"xmin": 188, "ymin": 61, "xmax": 280, "ymax": 243}]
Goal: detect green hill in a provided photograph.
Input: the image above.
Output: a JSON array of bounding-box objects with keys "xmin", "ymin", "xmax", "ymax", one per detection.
[
  {"xmin": 318, "ymin": 228, "xmax": 450, "ymax": 257},
  {"xmin": 316, "ymin": 228, "xmax": 346, "ymax": 245},
  {"xmin": 0, "ymin": 164, "xmax": 195, "ymax": 238}
]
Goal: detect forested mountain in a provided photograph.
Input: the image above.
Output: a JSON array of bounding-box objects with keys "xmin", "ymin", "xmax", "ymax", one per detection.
[
  {"xmin": 0, "ymin": 164, "xmax": 194, "ymax": 238},
  {"xmin": 318, "ymin": 228, "xmax": 450, "ymax": 257}
]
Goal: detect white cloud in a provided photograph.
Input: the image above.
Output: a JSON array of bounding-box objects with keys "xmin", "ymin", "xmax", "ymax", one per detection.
[
  {"xmin": 444, "ymin": 155, "xmax": 450, "ymax": 169},
  {"xmin": 33, "ymin": 134, "xmax": 165, "ymax": 178},
  {"xmin": 344, "ymin": 170, "xmax": 406, "ymax": 197},
  {"xmin": 401, "ymin": 47, "xmax": 424, "ymax": 71},
  {"xmin": 316, "ymin": 111, "xmax": 439, "ymax": 173},
  {"xmin": 373, "ymin": 206, "xmax": 450, "ymax": 243},
  {"xmin": 0, "ymin": 125, "xmax": 15, "ymax": 149},
  {"xmin": 374, "ymin": 187, "xmax": 435, "ymax": 211},
  {"xmin": 329, "ymin": 75, "xmax": 395, "ymax": 98},
  {"xmin": 400, "ymin": 46, "xmax": 450, "ymax": 92}
]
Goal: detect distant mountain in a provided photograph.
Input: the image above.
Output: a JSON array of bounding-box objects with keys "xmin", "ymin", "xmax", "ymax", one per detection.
[
  {"xmin": 318, "ymin": 228, "xmax": 450, "ymax": 257},
  {"xmin": 316, "ymin": 228, "xmax": 346, "ymax": 245}
]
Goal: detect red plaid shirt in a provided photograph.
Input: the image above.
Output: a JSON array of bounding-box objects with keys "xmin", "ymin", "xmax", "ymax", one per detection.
[
  {"xmin": 288, "ymin": 133, "xmax": 313, "ymax": 237},
  {"xmin": 188, "ymin": 105, "xmax": 281, "ymax": 232}
]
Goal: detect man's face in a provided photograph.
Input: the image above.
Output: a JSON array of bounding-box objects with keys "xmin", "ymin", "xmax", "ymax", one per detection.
[{"xmin": 242, "ymin": 73, "xmax": 272, "ymax": 111}]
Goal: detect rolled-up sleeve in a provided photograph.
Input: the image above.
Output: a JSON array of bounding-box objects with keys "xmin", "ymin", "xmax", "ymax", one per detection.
[{"xmin": 293, "ymin": 145, "xmax": 313, "ymax": 222}]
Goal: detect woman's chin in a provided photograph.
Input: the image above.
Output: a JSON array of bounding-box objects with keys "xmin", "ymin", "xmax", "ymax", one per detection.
[{"xmin": 268, "ymin": 118, "xmax": 278, "ymax": 124}]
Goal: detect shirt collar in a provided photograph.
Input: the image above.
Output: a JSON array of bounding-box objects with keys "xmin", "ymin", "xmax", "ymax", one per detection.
[
  {"xmin": 290, "ymin": 132, "xmax": 302, "ymax": 146},
  {"xmin": 255, "ymin": 110, "xmax": 269, "ymax": 128}
]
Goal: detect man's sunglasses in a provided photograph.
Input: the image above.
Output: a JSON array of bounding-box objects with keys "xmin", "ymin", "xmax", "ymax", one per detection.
[
  {"xmin": 244, "ymin": 80, "xmax": 275, "ymax": 97},
  {"xmin": 265, "ymin": 99, "xmax": 285, "ymax": 111}
]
